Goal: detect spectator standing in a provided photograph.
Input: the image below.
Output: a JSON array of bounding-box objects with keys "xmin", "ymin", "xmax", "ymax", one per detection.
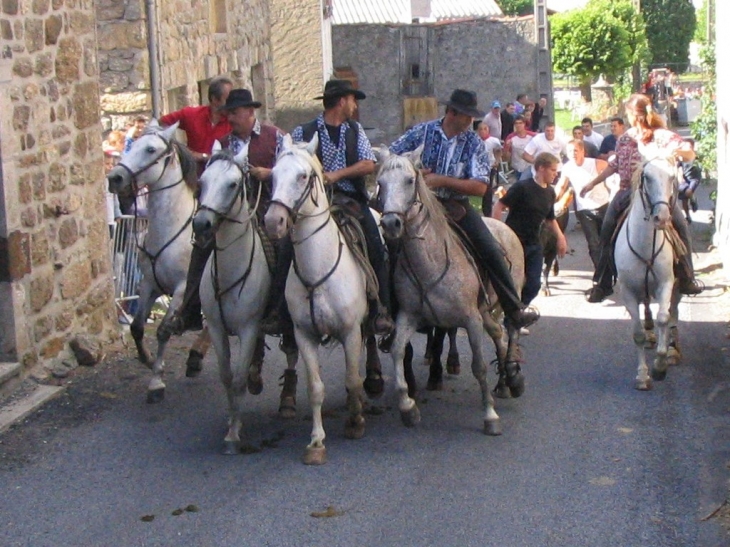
[
  {"xmin": 124, "ymin": 116, "xmax": 148, "ymax": 154},
  {"xmin": 500, "ymin": 102, "xmax": 516, "ymax": 141},
  {"xmin": 503, "ymin": 115, "xmax": 535, "ymax": 181},
  {"xmin": 475, "ymin": 120, "xmax": 503, "ymax": 216},
  {"xmin": 531, "ymin": 97, "xmax": 547, "ymax": 132},
  {"xmin": 571, "ymin": 125, "xmax": 600, "ymax": 158},
  {"xmin": 522, "ymin": 121, "xmax": 567, "ymax": 178},
  {"xmin": 581, "ymin": 117, "xmax": 604, "ymax": 150},
  {"xmin": 598, "ymin": 117, "xmax": 626, "ymax": 160},
  {"xmin": 483, "ymin": 101, "xmax": 502, "ymax": 141}
]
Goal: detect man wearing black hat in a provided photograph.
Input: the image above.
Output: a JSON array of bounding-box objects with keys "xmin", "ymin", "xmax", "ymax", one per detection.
[
  {"xmin": 276, "ymin": 79, "xmax": 392, "ymax": 335},
  {"xmin": 389, "ymin": 89, "xmax": 539, "ymax": 329},
  {"xmin": 167, "ymin": 88, "xmax": 285, "ymax": 335}
]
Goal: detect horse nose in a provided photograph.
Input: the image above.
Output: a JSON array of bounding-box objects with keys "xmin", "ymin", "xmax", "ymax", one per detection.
[
  {"xmin": 264, "ymin": 204, "xmax": 289, "ymax": 239},
  {"xmin": 107, "ymin": 173, "xmax": 122, "ymax": 192},
  {"xmin": 381, "ymin": 214, "xmax": 402, "ymax": 238},
  {"xmin": 192, "ymin": 214, "xmax": 212, "ymax": 236}
]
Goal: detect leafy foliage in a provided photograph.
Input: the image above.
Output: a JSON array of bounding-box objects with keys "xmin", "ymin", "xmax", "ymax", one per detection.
[
  {"xmin": 495, "ymin": 0, "xmax": 533, "ymax": 16},
  {"xmin": 587, "ymin": 0, "xmax": 650, "ymax": 66},
  {"xmin": 550, "ymin": 5, "xmax": 633, "ymax": 84},
  {"xmin": 690, "ymin": 45, "xmax": 716, "ymax": 175},
  {"xmin": 641, "ymin": 0, "xmax": 696, "ymax": 71},
  {"xmin": 693, "ymin": 0, "xmax": 709, "ymax": 44}
]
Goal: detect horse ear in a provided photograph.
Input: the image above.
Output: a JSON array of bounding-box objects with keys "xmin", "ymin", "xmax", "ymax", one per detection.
[
  {"xmin": 374, "ymin": 145, "xmax": 391, "ymax": 164},
  {"xmin": 281, "ymin": 133, "xmax": 293, "ymax": 151},
  {"xmin": 212, "ymin": 140, "xmax": 222, "ymax": 153},
  {"xmin": 304, "ymin": 132, "xmax": 319, "ymax": 156},
  {"xmin": 160, "ymin": 121, "xmax": 179, "ymax": 141},
  {"xmin": 407, "ymin": 144, "xmax": 424, "ymax": 168}
]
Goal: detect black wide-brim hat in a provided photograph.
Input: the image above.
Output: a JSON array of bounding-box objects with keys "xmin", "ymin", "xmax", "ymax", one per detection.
[
  {"xmin": 439, "ymin": 89, "xmax": 485, "ymax": 118},
  {"xmin": 314, "ymin": 79, "xmax": 366, "ymax": 101},
  {"xmin": 220, "ymin": 88, "xmax": 262, "ymax": 110}
]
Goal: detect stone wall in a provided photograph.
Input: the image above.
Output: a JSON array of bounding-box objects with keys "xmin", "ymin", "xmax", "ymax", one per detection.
[
  {"xmin": 270, "ymin": 0, "xmax": 326, "ymax": 132},
  {"xmin": 97, "ymin": 0, "xmax": 275, "ymax": 128},
  {"xmin": 0, "ymin": 0, "xmax": 117, "ymax": 369},
  {"xmin": 333, "ymin": 17, "xmax": 539, "ymax": 144}
]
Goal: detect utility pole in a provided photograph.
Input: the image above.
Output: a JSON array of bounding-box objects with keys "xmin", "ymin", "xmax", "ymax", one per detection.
[{"xmin": 632, "ymin": 0, "xmax": 642, "ymax": 91}]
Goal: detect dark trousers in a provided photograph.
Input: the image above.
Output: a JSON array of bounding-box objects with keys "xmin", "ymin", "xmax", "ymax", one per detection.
[
  {"xmin": 522, "ymin": 243, "xmax": 544, "ymax": 306},
  {"xmin": 576, "ymin": 204, "xmax": 608, "ymax": 269},
  {"xmin": 453, "ymin": 202, "xmax": 523, "ymax": 315},
  {"xmin": 180, "ymin": 241, "xmax": 213, "ymax": 317}
]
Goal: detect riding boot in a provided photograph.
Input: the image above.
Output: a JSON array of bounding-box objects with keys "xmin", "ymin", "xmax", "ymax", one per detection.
[
  {"xmin": 261, "ymin": 236, "xmax": 293, "ymax": 333},
  {"xmin": 671, "ymin": 202, "xmax": 704, "ymax": 295},
  {"xmin": 359, "ymin": 200, "xmax": 394, "ymax": 335},
  {"xmin": 167, "ymin": 242, "xmax": 212, "ymax": 334}
]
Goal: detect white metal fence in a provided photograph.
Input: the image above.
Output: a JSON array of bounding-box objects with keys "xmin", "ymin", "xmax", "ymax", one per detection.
[{"xmin": 111, "ymin": 215, "xmax": 147, "ymax": 322}]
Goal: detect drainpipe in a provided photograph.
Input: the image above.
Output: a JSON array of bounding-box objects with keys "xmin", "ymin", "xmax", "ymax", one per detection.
[{"xmin": 145, "ymin": 0, "xmax": 162, "ymax": 118}]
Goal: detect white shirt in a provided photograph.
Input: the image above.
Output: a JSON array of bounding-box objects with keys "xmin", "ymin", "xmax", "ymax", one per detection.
[
  {"xmin": 583, "ymin": 130, "xmax": 604, "ymax": 150},
  {"xmin": 562, "ymin": 158, "xmax": 618, "ymax": 211},
  {"xmin": 508, "ymin": 133, "xmax": 533, "ymax": 173},
  {"xmin": 524, "ymin": 133, "xmax": 567, "ymax": 161},
  {"xmin": 481, "ymin": 136, "xmax": 502, "ymax": 166},
  {"xmin": 483, "ymin": 112, "xmax": 502, "ymax": 142}
]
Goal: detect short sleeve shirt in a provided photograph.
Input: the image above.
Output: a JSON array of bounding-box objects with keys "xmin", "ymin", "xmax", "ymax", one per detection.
[
  {"xmin": 608, "ymin": 128, "xmax": 683, "ymax": 189},
  {"xmin": 523, "ymin": 133, "xmax": 567, "ymax": 161},
  {"xmin": 500, "ymin": 178, "xmax": 556, "ymax": 246},
  {"xmin": 159, "ymin": 105, "xmax": 231, "ymax": 155}
]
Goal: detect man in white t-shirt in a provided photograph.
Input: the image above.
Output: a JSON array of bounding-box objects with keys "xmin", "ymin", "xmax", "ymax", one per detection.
[
  {"xmin": 554, "ymin": 139, "xmax": 616, "ymax": 267},
  {"xmin": 522, "ymin": 122, "xmax": 567, "ymax": 179},
  {"xmin": 581, "ymin": 117, "xmax": 604, "ymax": 150},
  {"xmin": 475, "ymin": 120, "xmax": 503, "ymax": 216},
  {"xmin": 503, "ymin": 115, "xmax": 534, "ymax": 181}
]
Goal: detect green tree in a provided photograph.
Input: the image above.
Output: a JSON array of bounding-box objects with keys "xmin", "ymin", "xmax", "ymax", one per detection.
[
  {"xmin": 587, "ymin": 0, "xmax": 649, "ymax": 66},
  {"xmin": 496, "ymin": 0, "xmax": 533, "ymax": 16},
  {"xmin": 641, "ymin": 0, "xmax": 696, "ymax": 71},
  {"xmin": 694, "ymin": 0, "xmax": 708, "ymax": 44},
  {"xmin": 690, "ymin": 45, "xmax": 716, "ymax": 175},
  {"xmin": 551, "ymin": 5, "xmax": 632, "ymax": 100}
]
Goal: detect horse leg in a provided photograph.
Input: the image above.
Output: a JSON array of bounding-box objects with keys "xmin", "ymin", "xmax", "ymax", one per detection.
[
  {"xmin": 667, "ymin": 287, "xmax": 682, "ymax": 366},
  {"xmin": 426, "ymin": 327, "xmax": 446, "ymax": 391},
  {"xmin": 391, "ymin": 317, "xmax": 419, "ymax": 427},
  {"xmin": 446, "ymin": 327, "xmax": 461, "ymax": 375},
  {"xmin": 296, "ymin": 330, "xmax": 327, "ymax": 465},
  {"xmin": 247, "ymin": 335, "xmax": 266, "ymax": 395},
  {"xmin": 214, "ymin": 326, "xmax": 245, "ymax": 455},
  {"xmin": 343, "ymin": 328, "xmax": 366, "ymax": 441},
  {"xmin": 541, "ymin": 261, "xmax": 551, "ymax": 297},
  {"xmin": 278, "ymin": 330, "xmax": 299, "ymax": 419},
  {"xmin": 185, "ymin": 327, "xmax": 210, "ymax": 378},
  {"xmin": 643, "ymin": 300, "xmax": 657, "ymax": 349},
  {"xmin": 131, "ymin": 282, "xmax": 157, "ymax": 366},
  {"xmin": 403, "ymin": 342, "xmax": 417, "ymax": 398},
  {"xmin": 466, "ymin": 315, "xmax": 501, "ymax": 436},
  {"xmin": 625, "ymin": 295, "xmax": 651, "ymax": 390},
  {"xmin": 363, "ymin": 334, "xmax": 385, "ymax": 398},
  {"xmin": 482, "ymin": 307, "xmax": 517, "ymax": 398},
  {"xmin": 651, "ymin": 285, "xmax": 673, "ymax": 381},
  {"xmin": 423, "ymin": 328, "xmax": 434, "ymax": 367},
  {"xmin": 147, "ymin": 289, "xmax": 184, "ymax": 403}
]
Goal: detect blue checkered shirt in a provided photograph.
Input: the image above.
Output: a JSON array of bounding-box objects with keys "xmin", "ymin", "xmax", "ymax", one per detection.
[
  {"xmin": 389, "ymin": 118, "xmax": 491, "ymax": 200},
  {"xmin": 291, "ymin": 114, "xmax": 376, "ymax": 194}
]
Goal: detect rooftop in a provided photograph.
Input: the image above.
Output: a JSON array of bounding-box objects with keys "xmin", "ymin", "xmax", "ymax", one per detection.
[{"xmin": 332, "ymin": 0, "xmax": 503, "ymax": 25}]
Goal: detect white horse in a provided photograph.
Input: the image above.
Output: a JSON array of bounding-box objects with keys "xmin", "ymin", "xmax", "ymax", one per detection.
[
  {"xmin": 107, "ymin": 121, "xmax": 210, "ymax": 403},
  {"xmin": 614, "ymin": 157, "xmax": 682, "ymax": 390},
  {"xmin": 376, "ymin": 148, "xmax": 525, "ymax": 435},
  {"xmin": 264, "ymin": 134, "xmax": 369, "ymax": 465}
]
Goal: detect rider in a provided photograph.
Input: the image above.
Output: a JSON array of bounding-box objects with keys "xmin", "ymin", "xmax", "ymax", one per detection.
[
  {"xmin": 274, "ymin": 79, "xmax": 393, "ymax": 336},
  {"xmin": 389, "ymin": 89, "xmax": 540, "ymax": 330},
  {"xmin": 159, "ymin": 76, "xmax": 233, "ymax": 175},
  {"xmin": 580, "ymin": 93, "xmax": 703, "ymax": 303},
  {"xmin": 168, "ymin": 88, "xmax": 285, "ymax": 334}
]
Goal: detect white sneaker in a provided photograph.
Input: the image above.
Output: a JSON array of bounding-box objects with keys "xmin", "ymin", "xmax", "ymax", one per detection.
[{"xmin": 519, "ymin": 327, "xmax": 530, "ymax": 336}]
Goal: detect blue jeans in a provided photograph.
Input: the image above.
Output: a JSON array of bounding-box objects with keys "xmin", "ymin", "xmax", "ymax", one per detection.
[{"xmin": 522, "ymin": 243, "xmax": 544, "ymax": 306}]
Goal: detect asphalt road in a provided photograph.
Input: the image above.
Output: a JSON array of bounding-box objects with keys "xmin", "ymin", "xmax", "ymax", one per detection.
[{"xmin": 1, "ymin": 194, "xmax": 729, "ymax": 547}]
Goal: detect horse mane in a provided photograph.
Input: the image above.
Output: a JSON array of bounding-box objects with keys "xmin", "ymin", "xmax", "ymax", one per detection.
[
  {"xmin": 379, "ymin": 154, "xmax": 459, "ymax": 247},
  {"xmin": 277, "ymin": 142, "xmax": 326, "ymax": 185},
  {"xmin": 631, "ymin": 148, "xmax": 676, "ymax": 195}
]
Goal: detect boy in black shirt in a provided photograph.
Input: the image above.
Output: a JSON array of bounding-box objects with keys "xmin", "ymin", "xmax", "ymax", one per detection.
[{"xmin": 493, "ymin": 153, "xmax": 567, "ymax": 306}]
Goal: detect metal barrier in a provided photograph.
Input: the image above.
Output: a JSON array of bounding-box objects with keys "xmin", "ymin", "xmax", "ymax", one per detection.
[{"xmin": 111, "ymin": 215, "xmax": 147, "ymax": 321}]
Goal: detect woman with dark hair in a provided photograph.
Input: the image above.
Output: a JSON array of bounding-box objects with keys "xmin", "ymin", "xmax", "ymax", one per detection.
[{"xmin": 580, "ymin": 93, "xmax": 702, "ymax": 302}]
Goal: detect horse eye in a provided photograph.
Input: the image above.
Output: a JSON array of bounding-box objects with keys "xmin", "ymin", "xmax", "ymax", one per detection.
[
  {"xmin": 146, "ymin": 146, "xmax": 156, "ymax": 154},
  {"xmin": 228, "ymin": 182, "xmax": 237, "ymax": 189},
  {"xmin": 408, "ymin": 177, "xmax": 415, "ymax": 185}
]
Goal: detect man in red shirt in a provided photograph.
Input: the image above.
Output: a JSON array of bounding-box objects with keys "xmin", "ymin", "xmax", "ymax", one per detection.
[{"xmin": 159, "ymin": 76, "xmax": 233, "ymax": 172}]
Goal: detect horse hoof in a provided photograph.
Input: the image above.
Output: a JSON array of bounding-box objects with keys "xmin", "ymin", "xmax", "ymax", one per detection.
[
  {"xmin": 247, "ymin": 376, "xmax": 263, "ymax": 395},
  {"xmin": 446, "ymin": 355, "xmax": 461, "ymax": 375},
  {"xmin": 139, "ymin": 352, "xmax": 153, "ymax": 368},
  {"xmin": 344, "ymin": 418, "xmax": 365, "ymax": 440},
  {"xmin": 425, "ymin": 378, "xmax": 443, "ymax": 391},
  {"xmin": 484, "ymin": 420, "xmax": 502, "ymax": 436},
  {"xmin": 146, "ymin": 388, "xmax": 165, "ymax": 404},
  {"xmin": 493, "ymin": 383, "xmax": 512, "ymax": 399},
  {"xmin": 302, "ymin": 446, "xmax": 327, "ymax": 465},
  {"xmin": 363, "ymin": 375, "xmax": 385, "ymax": 399},
  {"xmin": 278, "ymin": 399, "xmax": 297, "ymax": 419},
  {"xmin": 651, "ymin": 368, "xmax": 667, "ymax": 382},
  {"xmin": 185, "ymin": 350, "xmax": 204, "ymax": 378},
  {"xmin": 635, "ymin": 378, "xmax": 653, "ymax": 391},
  {"xmin": 508, "ymin": 374, "xmax": 525, "ymax": 398},
  {"xmin": 667, "ymin": 347, "xmax": 681, "ymax": 366},
  {"xmin": 221, "ymin": 440, "xmax": 240, "ymax": 455},
  {"xmin": 400, "ymin": 405, "xmax": 421, "ymax": 428}
]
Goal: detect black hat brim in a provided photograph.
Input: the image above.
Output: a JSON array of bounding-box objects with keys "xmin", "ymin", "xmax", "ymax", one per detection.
[
  {"xmin": 440, "ymin": 100, "xmax": 485, "ymax": 118},
  {"xmin": 314, "ymin": 90, "xmax": 366, "ymax": 101},
  {"xmin": 220, "ymin": 100, "xmax": 262, "ymax": 111}
]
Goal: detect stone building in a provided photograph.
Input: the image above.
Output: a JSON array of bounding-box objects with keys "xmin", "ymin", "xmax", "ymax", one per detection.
[
  {"xmin": 98, "ymin": 0, "xmax": 330, "ymax": 133},
  {"xmin": 1, "ymin": 0, "xmax": 117, "ymax": 383}
]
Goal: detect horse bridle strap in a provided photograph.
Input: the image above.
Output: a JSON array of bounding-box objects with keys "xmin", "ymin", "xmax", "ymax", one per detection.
[{"xmin": 118, "ymin": 138, "xmax": 175, "ymax": 186}]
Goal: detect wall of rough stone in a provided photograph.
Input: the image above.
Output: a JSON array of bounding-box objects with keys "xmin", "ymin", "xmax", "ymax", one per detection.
[
  {"xmin": 333, "ymin": 18, "xmax": 539, "ymax": 144},
  {"xmin": 270, "ymin": 0, "xmax": 325, "ymax": 132},
  {"xmin": 97, "ymin": 0, "xmax": 275, "ymax": 129},
  {"xmin": 0, "ymin": 0, "xmax": 117, "ymax": 368}
]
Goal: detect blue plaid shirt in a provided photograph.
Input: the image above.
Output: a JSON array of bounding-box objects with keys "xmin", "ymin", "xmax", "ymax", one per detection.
[
  {"xmin": 291, "ymin": 114, "xmax": 376, "ymax": 194},
  {"xmin": 389, "ymin": 118, "xmax": 491, "ymax": 200}
]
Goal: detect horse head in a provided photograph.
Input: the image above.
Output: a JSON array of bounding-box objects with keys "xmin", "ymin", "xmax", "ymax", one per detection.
[
  {"xmin": 639, "ymin": 157, "xmax": 679, "ymax": 230},
  {"xmin": 376, "ymin": 145, "xmax": 424, "ymax": 240},
  {"xmin": 107, "ymin": 120, "xmax": 186, "ymax": 197},
  {"xmin": 193, "ymin": 142, "xmax": 250, "ymax": 242},
  {"xmin": 265, "ymin": 133, "xmax": 324, "ymax": 239}
]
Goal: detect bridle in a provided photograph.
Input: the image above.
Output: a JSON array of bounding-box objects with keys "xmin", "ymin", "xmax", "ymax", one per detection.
[
  {"xmin": 196, "ymin": 155, "xmax": 254, "ymax": 227},
  {"xmin": 379, "ymin": 165, "xmax": 428, "ymax": 240},
  {"xmin": 636, "ymin": 158, "xmax": 678, "ymax": 222},
  {"xmin": 117, "ymin": 134, "xmax": 180, "ymax": 194}
]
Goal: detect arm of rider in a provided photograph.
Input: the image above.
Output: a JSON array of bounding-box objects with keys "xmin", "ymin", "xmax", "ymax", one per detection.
[
  {"xmin": 673, "ymin": 143, "xmax": 696, "ymax": 163},
  {"xmin": 547, "ymin": 219, "xmax": 568, "ymax": 258},
  {"xmin": 324, "ymin": 160, "xmax": 375, "ymax": 185},
  {"xmin": 579, "ymin": 163, "xmax": 617, "ymax": 198},
  {"xmin": 491, "ymin": 199, "xmax": 507, "ymax": 220},
  {"xmin": 424, "ymin": 173, "xmax": 487, "ymax": 197},
  {"xmin": 249, "ymin": 166, "xmax": 272, "ymax": 181}
]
